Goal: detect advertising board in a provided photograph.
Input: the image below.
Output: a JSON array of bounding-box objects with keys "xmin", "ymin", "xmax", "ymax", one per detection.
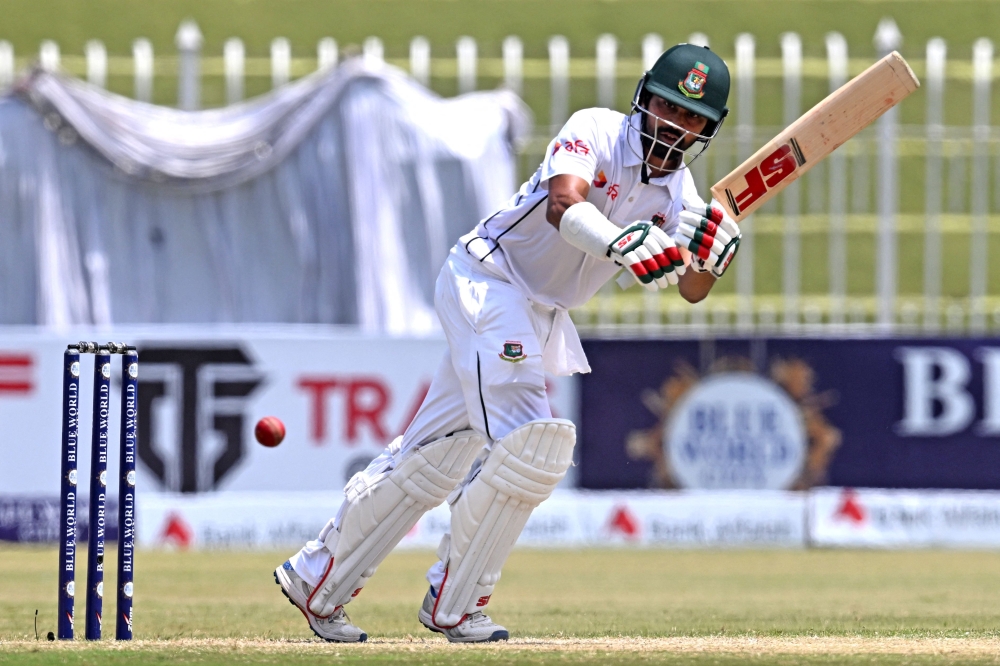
[
  {"xmin": 810, "ymin": 487, "xmax": 1000, "ymax": 548},
  {"xmin": 579, "ymin": 338, "xmax": 1000, "ymax": 490},
  {"xmin": 15, "ymin": 485, "xmax": 1000, "ymax": 550},
  {"xmin": 0, "ymin": 327, "xmax": 576, "ymax": 497},
  {"xmin": 132, "ymin": 489, "xmax": 807, "ymax": 550}
]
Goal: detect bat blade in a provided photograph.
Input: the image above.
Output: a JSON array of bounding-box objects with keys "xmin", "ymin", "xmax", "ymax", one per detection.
[{"xmin": 711, "ymin": 50, "xmax": 919, "ymax": 223}]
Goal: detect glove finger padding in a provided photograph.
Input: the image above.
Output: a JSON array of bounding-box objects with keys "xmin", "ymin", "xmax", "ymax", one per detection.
[
  {"xmin": 623, "ymin": 246, "xmax": 659, "ymax": 291},
  {"xmin": 701, "ymin": 203, "xmax": 741, "ymax": 241},
  {"xmin": 637, "ymin": 244, "xmax": 666, "ymax": 283},
  {"xmin": 647, "ymin": 226, "xmax": 686, "ymax": 279},
  {"xmin": 719, "ymin": 218, "xmax": 740, "ymax": 241},
  {"xmin": 638, "ymin": 234, "xmax": 672, "ymax": 288},
  {"xmin": 676, "ymin": 200, "xmax": 742, "ymax": 278},
  {"xmin": 643, "ymin": 234, "xmax": 680, "ymax": 287},
  {"xmin": 702, "ymin": 202, "xmax": 741, "ymax": 278},
  {"xmin": 612, "ymin": 223, "xmax": 660, "ymax": 291},
  {"xmin": 684, "ymin": 200, "xmax": 729, "ymax": 223},
  {"xmin": 676, "ymin": 212, "xmax": 728, "ymax": 259},
  {"xmin": 660, "ymin": 242, "xmax": 686, "ymax": 279}
]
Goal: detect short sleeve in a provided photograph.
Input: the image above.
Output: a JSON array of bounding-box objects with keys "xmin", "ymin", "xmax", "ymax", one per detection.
[{"xmin": 539, "ymin": 110, "xmax": 605, "ymax": 184}]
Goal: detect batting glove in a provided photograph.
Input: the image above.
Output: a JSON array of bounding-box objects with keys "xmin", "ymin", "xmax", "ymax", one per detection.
[
  {"xmin": 674, "ymin": 201, "xmax": 741, "ymax": 278},
  {"xmin": 609, "ymin": 222, "xmax": 686, "ymax": 291}
]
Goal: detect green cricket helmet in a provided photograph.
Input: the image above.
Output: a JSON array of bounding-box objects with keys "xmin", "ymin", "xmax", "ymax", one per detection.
[{"xmin": 629, "ymin": 43, "xmax": 731, "ymax": 172}]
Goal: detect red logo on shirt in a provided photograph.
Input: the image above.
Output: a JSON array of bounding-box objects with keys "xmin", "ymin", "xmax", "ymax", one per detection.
[
  {"xmin": 607, "ymin": 183, "xmax": 620, "ymax": 201},
  {"xmin": 593, "ymin": 170, "xmax": 607, "ymax": 188},
  {"xmin": 651, "ymin": 213, "xmax": 666, "ymax": 227},
  {"xmin": 554, "ymin": 139, "xmax": 590, "ymax": 155}
]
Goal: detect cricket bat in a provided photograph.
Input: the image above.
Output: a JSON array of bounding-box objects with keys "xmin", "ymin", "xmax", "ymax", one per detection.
[
  {"xmin": 712, "ymin": 50, "xmax": 919, "ymax": 222},
  {"xmin": 617, "ymin": 50, "xmax": 918, "ymax": 290}
]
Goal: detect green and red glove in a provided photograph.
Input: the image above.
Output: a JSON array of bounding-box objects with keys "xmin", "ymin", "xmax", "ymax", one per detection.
[
  {"xmin": 674, "ymin": 201, "xmax": 741, "ymax": 278},
  {"xmin": 609, "ymin": 222, "xmax": 686, "ymax": 291}
]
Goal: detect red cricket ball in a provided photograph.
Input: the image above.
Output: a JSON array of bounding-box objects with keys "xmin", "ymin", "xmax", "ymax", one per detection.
[{"xmin": 254, "ymin": 416, "xmax": 286, "ymax": 448}]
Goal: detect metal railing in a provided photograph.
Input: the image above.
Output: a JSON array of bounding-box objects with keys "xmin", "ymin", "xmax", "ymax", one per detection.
[{"xmin": 2, "ymin": 19, "xmax": 999, "ymax": 335}]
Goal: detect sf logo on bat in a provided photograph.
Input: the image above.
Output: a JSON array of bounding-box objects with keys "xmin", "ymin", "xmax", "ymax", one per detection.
[{"xmin": 723, "ymin": 138, "xmax": 806, "ymax": 217}]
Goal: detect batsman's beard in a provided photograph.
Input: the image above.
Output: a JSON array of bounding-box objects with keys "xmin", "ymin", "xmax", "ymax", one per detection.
[
  {"xmin": 628, "ymin": 103, "xmax": 716, "ymax": 174},
  {"xmin": 645, "ymin": 127, "xmax": 690, "ymax": 172}
]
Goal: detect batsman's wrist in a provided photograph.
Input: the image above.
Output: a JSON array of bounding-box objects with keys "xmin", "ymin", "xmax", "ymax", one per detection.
[{"xmin": 559, "ymin": 201, "xmax": 619, "ymax": 260}]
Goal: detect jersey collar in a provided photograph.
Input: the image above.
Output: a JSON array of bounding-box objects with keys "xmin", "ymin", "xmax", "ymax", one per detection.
[{"xmin": 622, "ymin": 114, "xmax": 645, "ymax": 169}]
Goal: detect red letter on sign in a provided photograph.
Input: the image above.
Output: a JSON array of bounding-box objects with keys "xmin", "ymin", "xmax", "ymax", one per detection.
[
  {"xmin": 760, "ymin": 144, "xmax": 797, "ymax": 188},
  {"xmin": 0, "ymin": 353, "xmax": 33, "ymax": 393},
  {"xmin": 346, "ymin": 379, "xmax": 390, "ymax": 442},
  {"xmin": 297, "ymin": 378, "xmax": 340, "ymax": 444}
]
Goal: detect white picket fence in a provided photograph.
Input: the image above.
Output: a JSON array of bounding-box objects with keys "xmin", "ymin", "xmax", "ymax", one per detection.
[{"xmin": 2, "ymin": 19, "xmax": 999, "ymax": 334}]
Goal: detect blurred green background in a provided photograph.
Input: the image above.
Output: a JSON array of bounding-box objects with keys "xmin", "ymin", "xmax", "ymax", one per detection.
[
  {"xmin": 1, "ymin": 0, "xmax": 997, "ymax": 118},
  {"xmin": 1, "ymin": 0, "xmax": 997, "ymax": 60},
  {"xmin": 2, "ymin": 0, "xmax": 998, "ymax": 315}
]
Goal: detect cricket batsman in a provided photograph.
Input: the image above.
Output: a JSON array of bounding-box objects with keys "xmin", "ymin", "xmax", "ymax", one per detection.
[{"xmin": 274, "ymin": 43, "xmax": 740, "ymax": 643}]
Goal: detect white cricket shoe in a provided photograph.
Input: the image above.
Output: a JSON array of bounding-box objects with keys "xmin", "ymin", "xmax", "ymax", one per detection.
[
  {"xmin": 273, "ymin": 560, "xmax": 367, "ymax": 643},
  {"xmin": 418, "ymin": 585, "xmax": 509, "ymax": 643}
]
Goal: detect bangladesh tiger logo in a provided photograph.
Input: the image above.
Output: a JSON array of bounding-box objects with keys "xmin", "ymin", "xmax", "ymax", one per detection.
[
  {"xmin": 499, "ymin": 341, "xmax": 527, "ymax": 363},
  {"xmin": 679, "ymin": 62, "xmax": 709, "ymax": 99}
]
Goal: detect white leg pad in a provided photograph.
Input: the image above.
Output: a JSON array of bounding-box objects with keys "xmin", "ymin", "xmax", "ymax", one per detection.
[
  {"xmin": 307, "ymin": 430, "xmax": 484, "ymax": 617},
  {"xmin": 431, "ymin": 419, "xmax": 575, "ymax": 628}
]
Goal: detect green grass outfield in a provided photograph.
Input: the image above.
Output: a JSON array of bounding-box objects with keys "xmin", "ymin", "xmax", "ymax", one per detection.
[{"xmin": 3, "ymin": 544, "xmax": 1000, "ymax": 664}]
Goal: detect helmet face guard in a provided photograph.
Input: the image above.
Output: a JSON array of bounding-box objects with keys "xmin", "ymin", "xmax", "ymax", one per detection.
[{"xmin": 626, "ymin": 75, "xmax": 726, "ymax": 174}]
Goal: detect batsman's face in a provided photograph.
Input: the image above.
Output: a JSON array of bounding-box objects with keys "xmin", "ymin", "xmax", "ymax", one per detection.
[{"xmin": 643, "ymin": 94, "xmax": 710, "ymax": 171}]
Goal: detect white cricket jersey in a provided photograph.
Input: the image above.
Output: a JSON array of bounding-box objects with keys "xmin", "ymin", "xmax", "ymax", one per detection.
[{"xmin": 459, "ymin": 108, "xmax": 706, "ymax": 310}]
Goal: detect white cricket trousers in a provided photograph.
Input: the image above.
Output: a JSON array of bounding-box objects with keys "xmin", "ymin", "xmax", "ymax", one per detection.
[{"xmin": 290, "ymin": 247, "xmax": 557, "ymax": 589}]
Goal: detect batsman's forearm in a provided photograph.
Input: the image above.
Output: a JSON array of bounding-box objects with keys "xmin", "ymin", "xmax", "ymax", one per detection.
[
  {"xmin": 678, "ymin": 270, "xmax": 715, "ymax": 303},
  {"xmin": 546, "ymin": 174, "xmax": 591, "ymax": 228}
]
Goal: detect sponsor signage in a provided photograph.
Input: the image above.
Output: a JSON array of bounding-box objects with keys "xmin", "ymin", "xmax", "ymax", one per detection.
[
  {"xmin": 585, "ymin": 491, "xmax": 806, "ymax": 548},
  {"xmin": 579, "ymin": 338, "xmax": 1000, "ymax": 490},
  {"xmin": 134, "ymin": 489, "xmax": 806, "ymax": 549},
  {"xmin": 0, "ymin": 328, "xmax": 576, "ymax": 497},
  {"xmin": 810, "ymin": 487, "xmax": 1000, "ymax": 548},
  {"xmin": 666, "ymin": 373, "xmax": 807, "ymax": 490},
  {"xmin": 136, "ymin": 492, "xmax": 339, "ymax": 549},
  {"xmin": 0, "ymin": 496, "xmax": 116, "ymax": 542},
  {"xmin": 14, "ymin": 486, "xmax": 1000, "ymax": 550}
]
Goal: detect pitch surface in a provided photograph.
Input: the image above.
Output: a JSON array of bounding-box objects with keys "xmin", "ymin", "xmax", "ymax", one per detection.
[{"xmin": 3, "ymin": 545, "xmax": 1000, "ymax": 664}]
